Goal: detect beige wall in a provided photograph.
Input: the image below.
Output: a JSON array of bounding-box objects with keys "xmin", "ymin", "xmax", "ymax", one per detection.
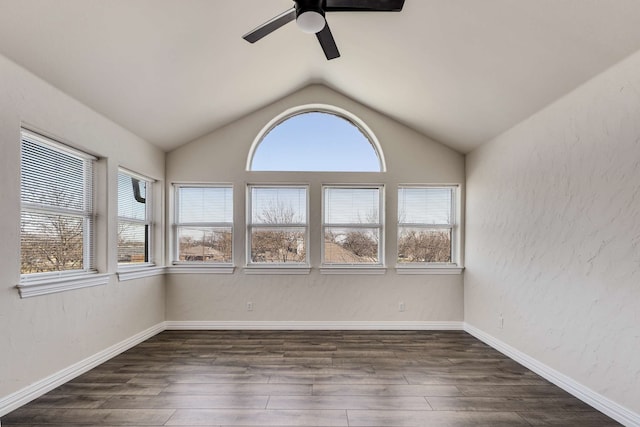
[
  {"xmin": 165, "ymin": 85, "xmax": 465, "ymax": 323},
  {"xmin": 0, "ymin": 55, "xmax": 166, "ymax": 403},
  {"xmin": 2, "ymin": 37, "xmax": 638, "ymax": 422},
  {"xmin": 465, "ymin": 51, "xmax": 640, "ymax": 414}
]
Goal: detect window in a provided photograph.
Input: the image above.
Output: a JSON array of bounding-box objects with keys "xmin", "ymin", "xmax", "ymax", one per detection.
[
  {"xmin": 249, "ymin": 108, "xmax": 384, "ymax": 172},
  {"xmin": 118, "ymin": 170, "xmax": 153, "ymax": 266},
  {"xmin": 247, "ymin": 185, "xmax": 308, "ymax": 265},
  {"xmin": 174, "ymin": 185, "xmax": 233, "ymax": 264},
  {"xmin": 398, "ymin": 186, "xmax": 456, "ymax": 265},
  {"xmin": 20, "ymin": 130, "xmax": 96, "ymax": 277},
  {"xmin": 322, "ymin": 186, "xmax": 384, "ymax": 266}
]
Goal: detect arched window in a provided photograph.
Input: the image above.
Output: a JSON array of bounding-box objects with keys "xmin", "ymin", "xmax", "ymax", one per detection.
[{"xmin": 248, "ymin": 106, "xmax": 385, "ymax": 172}]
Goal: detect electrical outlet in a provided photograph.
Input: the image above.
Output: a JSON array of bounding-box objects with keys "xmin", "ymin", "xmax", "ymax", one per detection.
[
  {"xmin": 247, "ymin": 301, "xmax": 254, "ymax": 311},
  {"xmin": 399, "ymin": 302, "xmax": 406, "ymax": 312}
]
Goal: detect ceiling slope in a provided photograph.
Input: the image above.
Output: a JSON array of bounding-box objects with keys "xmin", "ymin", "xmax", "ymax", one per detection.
[{"xmin": 1, "ymin": 0, "xmax": 640, "ymax": 152}]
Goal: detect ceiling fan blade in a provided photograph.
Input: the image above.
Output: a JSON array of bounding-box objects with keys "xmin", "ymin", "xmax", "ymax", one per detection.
[
  {"xmin": 316, "ymin": 23, "xmax": 340, "ymax": 60},
  {"xmin": 324, "ymin": 0, "xmax": 405, "ymax": 12},
  {"xmin": 242, "ymin": 8, "xmax": 296, "ymax": 43}
]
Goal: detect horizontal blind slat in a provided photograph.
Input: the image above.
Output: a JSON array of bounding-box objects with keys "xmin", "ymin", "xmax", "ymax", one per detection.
[
  {"xmin": 398, "ymin": 187, "xmax": 452, "ymax": 225},
  {"xmin": 250, "ymin": 186, "xmax": 307, "ymax": 224},
  {"xmin": 324, "ymin": 187, "xmax": 380, "ymax": 224},
  {"xmin": 177, "ymin": 186, "xmax": 233, "ymax": 223}
]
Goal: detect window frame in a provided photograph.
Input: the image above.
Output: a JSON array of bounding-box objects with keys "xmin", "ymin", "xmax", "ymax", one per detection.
[
  {"xmin": 117, "ymin": 168, "xmax": 155, "ymax": 271},
  {"xmin": 171, "ymin": 183, "xmax": 234, "ymax": 271},
  {"xmin": 17, "ymin": 129, "xmax": 109, "ymax": 298},
  {"xmin": 245, "ymin": 184, "xmax": 310, "ymax": 274},
  {"xmin": 321, "ymin": 184, "xmax": 385, "ymax": 273},
  {"xmin": 396, "ymin": 184, "xmax": 462, "ymax": 274},
  {"xmin": 246, "ymin": 104, "xmax": 387, "ymax": 173}
]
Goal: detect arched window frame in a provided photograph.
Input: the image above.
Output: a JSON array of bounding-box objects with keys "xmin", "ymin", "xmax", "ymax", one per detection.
[{"xmin": 246, "ymin": 104, "xmax": 387, "ymax": 173}]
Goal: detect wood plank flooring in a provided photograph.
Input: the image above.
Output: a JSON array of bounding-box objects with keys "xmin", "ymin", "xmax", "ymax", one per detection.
[{"xmin": 1, "ymin": 330, "xmax": 620, "ymax": 426}]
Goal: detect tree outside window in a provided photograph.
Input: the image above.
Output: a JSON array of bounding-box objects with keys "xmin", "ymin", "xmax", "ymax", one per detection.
[
  {"xmin": 397, "ymin": 186, "xmax": 455, "ymax": 264},
  {"xmin": 247, "ymin": 186, "xmax": 308, "ymax": 264},
  {"xmin": 322, "ymin": 186, "xmax": 383, "ymax": 265},
  {"xmin": 20, "ymin": 130, "xmax": 95, "ymax": 276}
]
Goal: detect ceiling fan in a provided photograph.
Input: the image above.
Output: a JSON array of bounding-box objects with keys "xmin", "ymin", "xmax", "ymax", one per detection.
[{"xmin": 242, "ymin": 0, "xmax": 405, "ymax": 60}]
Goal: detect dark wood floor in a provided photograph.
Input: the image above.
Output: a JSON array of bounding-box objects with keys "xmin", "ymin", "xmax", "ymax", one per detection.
[{"xmin": 2, "ymin": 330, "xmax": 619, "ymax": 426}]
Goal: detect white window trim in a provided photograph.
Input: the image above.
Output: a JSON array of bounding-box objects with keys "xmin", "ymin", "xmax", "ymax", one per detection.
[
  {"xmin": 396, "ymin": 184, "xmax": 462, "ymax": 273},
  {"xmin": 243, "ymin": 266, "xmax": 311, "ymax": 275},
  {"xmin": 246, "ymin": 104, "xmax": 387, "ymax": 172},
  {"xmin": 116, "ymin": 265, "xmax": 165, "ymax": 281},
  {"xmin": 395, "ymin": 265, "xmax": 464, "ymax": 275},
  {"xmin": 21, "ymin": 129, "xmax": 97, "ymax": 161},
  {"xmin": 167, "ymin": 265, "xmax": 235, "ymax": 274},
  {"xmin": 16, "ymin": 272, "xmax": 110, "ymax": 298},
  {"xmin": 320, "ymin": 266, "xmax": 387, "ymax": 275},
  {"xmin": 246, "ymin": 184, "xmax": 310, "ymax": 269},
  {"xmin": 321, "ymin": 184, "xmax": 385, "ymax": 268},
  {"xmin": 117, "ymin": 168, "xmax": 155, "ymax": 269},
  {"xmin": 172, "ymin": 183, "xmax": 234, "ymax": 269},
  {"xmin": 19, "ymin": 129, "xmax": 100, "ymax": 295}
]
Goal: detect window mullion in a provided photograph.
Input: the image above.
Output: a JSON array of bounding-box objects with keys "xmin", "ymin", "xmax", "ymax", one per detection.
[
  {"xmin": 117, "ymin": 217, "xmax": 148, "ymax": 225},
  {"xmin": 248, "ymin": 223, "xmax": 307, "ymax": 228},
  {"xmin": 177, "ymin": 222, "xmax": 233, "ymax": 228},
  {"xmin": 22, "ymin": 202, "xmax": 89, "ymax": 218},
  {"xmin": 323, "ymin": 223, "xmax": 381, "ymax": 228},
  {"xmin": 398, "ymin": 223, "xmax": 452, "ymax": 229}
]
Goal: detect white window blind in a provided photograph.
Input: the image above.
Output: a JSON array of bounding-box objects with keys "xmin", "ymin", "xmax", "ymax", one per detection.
[
  {"xmin": 398, "ymin": 186, "xmax": 455, "ymax": 264},
  {"xmin": 20, "ymin": 130, "xmax": 96, "ymax": 277},
  {"xmin": 118, "ymin": 170, "xmax": 152, "ymax": 265},
  {"xmin": 322, "ymin": 186, "xmax": 383, "ymax": 265},
  {"xmin": 175, "ymin": 185, "xmax": 233, "ymax": 264},
  {"xmin": 247, "ymin": 185, "xmax": 308, "ymax": 264}
]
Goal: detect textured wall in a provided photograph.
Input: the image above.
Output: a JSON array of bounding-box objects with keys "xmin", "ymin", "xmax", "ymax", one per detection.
[
  {"xmin": 0, "ymin": 54, "xmax": 166, "ymax": 403},
  {"xmin": 465, "ymin": 51, "xmax": 640, "ymax": 414},
  {"xmin": 165, "ymin": 85, "xmax": 465, "ymax": 323}
]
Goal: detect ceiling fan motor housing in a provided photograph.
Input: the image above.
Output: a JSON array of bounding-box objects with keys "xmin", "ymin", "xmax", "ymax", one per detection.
[{"xmin": 295, "ymin": 0, "xmax": 326, "ymax": 33}]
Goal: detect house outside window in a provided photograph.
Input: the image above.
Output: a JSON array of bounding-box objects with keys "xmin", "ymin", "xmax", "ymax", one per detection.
[{"xmin": 322, "ymin": 185, "xmax": 384, "ymax": 266}]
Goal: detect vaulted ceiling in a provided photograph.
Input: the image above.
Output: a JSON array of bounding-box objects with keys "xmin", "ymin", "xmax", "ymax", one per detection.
[{"xmin": 2, "ymin": 0, "xmax": 640, "ymax": 153}]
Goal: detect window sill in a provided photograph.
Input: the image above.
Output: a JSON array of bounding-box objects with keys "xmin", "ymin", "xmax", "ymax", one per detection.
[
  {"xmin": 395, "ymin": 265, "xmax": 464, "ymax": 275},
  {"xmin": 320, "ymin": 266, "xmax": 387, "ymax": 275},
  {"xmin": 16, "ymin": 272, "xmax": 111, "ymax": 298},
  {"xmin": 117, "ymin": 266, "xmax": 165, "ymax": 282},
  {"xmin": 167, "ymin": 265, "xmax": 235, "ymax": 274},
  {"xmin": 244, "ymin": 265, "xmax": 311, "ymax": 275}
]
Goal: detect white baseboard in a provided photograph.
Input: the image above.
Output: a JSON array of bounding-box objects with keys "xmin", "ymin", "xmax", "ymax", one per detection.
[
  {"xmin": 0, "ymin": 322, "xmax": 165, "ymax": 418},
  {"xmin": 164, "ymin": 320, "xmax": 464, "ymax": 330},
  {"xmin": 464, "ymin": 323, "xmax": 640, "ymax": 427}
]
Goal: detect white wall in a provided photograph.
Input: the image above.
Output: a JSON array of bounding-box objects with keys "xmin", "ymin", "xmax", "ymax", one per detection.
[
  {"xmin": 0, "ymin": 54, "xmax": 166, "ymax": 408},
  {"xmin": 465, "ymin": 50, "xmax": 640, "ymax": 415},
  {"xmin": 166, "ymin": 85, "xmax": 465, "ymax": 324}
]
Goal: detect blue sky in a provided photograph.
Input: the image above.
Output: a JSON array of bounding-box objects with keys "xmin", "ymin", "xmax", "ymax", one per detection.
[{"xmin": 251, "ymin": 112, "xmax": 380, "ymax": 172}]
